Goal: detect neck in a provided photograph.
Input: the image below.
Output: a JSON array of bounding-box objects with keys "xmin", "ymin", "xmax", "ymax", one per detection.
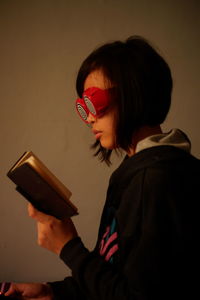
[{"xmin": 127, "ymin": 125, "xmax": 162, "ymax": 157}]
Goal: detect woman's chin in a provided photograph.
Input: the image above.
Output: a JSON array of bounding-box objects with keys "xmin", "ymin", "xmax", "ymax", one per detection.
[{"xmin": 99, "ymin": 138, "xmax": 115, "ymax": 150}]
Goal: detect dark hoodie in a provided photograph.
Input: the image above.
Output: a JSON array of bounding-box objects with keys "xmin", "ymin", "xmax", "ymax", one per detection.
[{"xmin": 49, "ymin": 129, "xmax": 200, "ymax": 300}]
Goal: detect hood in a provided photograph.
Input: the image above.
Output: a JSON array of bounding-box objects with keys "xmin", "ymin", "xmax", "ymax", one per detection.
[{"xmin": 136, "ymin": 128, "xmax": 191, "ymax": 154}]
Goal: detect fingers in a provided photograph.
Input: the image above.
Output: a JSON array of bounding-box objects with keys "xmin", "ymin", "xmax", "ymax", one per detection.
[
  {"xmin": 1, "ymin": 282, "xmax": 11, "ymax": 295},
  {"xmin": 27, "ymin": 203, "xmax": 55, "ymax": 223},
  {"xmin": 28, "ymin": 203, "xmax": 36, "ymax": 217},
  {"xmin": 4, "ymin": 283, "xmax": 18, "ymax": 296},
  {"xmin": 4, "ymin": 282, "xmax": 53, "ymax": 299}
]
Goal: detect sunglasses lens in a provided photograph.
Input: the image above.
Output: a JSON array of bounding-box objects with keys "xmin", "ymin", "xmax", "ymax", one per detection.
[
  {"xmin": 76, "ymin": 103, "xmax": 88, "ymax": 121},
  {"xmin": 84, "ymin": 96, "xmax": 97, "ymax": 116}
]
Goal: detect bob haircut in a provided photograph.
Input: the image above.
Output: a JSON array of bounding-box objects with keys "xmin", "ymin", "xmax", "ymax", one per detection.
[{"xmin": 76, "ymin": 36, "xmax": 173, "ymax": 165}]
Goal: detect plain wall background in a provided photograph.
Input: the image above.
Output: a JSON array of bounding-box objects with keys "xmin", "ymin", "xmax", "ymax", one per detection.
[{"xmin": 0, "ymin": 0, "xmax": 199, "ymax": 282}]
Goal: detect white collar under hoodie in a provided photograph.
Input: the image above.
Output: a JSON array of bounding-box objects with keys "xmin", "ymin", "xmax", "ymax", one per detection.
[{"xmin": 135, "ymin": 128, "xmax": 191, "ymax": 154}]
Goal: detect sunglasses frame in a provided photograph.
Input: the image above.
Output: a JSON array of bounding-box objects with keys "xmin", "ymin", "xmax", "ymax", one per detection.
[{"xmin": 76, "ymin": 87, "xmax": 111, "ymax": 124}]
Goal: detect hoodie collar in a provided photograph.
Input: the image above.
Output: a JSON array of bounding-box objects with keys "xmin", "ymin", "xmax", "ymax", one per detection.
[{"xmin": 135, "ymin": 128, "xmax": 191, "ymax": 154}]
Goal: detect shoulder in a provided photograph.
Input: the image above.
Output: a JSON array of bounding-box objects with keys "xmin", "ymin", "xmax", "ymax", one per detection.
[
  {"xmin": 115, "ymin": 147, "xmax": 199, "ymax": 235},
  {"xmin": 113, "ymin": 146, "xmax": 200, "ymax": 210},
  {"xmin": 122, "ymin": 145, "xmax": 199, "ymax": 180}
]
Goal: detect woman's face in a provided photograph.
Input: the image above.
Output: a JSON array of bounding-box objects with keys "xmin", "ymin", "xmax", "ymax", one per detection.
[{"xmin": 83, "ymin": 70, "xmax": 116, "ymax": 150}]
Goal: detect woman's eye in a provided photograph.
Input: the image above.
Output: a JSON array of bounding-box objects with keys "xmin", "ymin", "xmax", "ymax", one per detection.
[
  {"xmin": 76, "ymin": 103, "xmax": 88, "ymax": 120},
  {"xmin": 84, "ymin": 96, "xmax": 97, "ymax": 116}
]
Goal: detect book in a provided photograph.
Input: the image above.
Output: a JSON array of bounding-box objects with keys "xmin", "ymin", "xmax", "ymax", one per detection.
[{"xmin": 7, "ymin": 151, "xmax": 78, "ymax": 220}]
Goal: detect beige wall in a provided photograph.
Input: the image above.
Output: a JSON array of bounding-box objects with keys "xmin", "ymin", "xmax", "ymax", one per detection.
[{"xmin": 0, "ymin": 0, "xmax": 199, "ymax": 281}]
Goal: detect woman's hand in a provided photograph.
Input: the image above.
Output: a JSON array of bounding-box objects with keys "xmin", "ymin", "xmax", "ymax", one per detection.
[
  {"xmin": 28, "ymin": 203, "xmax": 78, "ymax": 255},
  {"xmin": 5, "ymin": 282, "xmax": 53, "ymax": 300}
]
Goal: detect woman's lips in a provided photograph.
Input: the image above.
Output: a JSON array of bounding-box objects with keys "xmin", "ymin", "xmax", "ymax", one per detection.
[
  {"xmin": 92, "ymin": 130, "xmax": 102, "ymax": 140},
  {"xmin": 95, "ymin": 132, "xmax": 102, "ymax": 139}
]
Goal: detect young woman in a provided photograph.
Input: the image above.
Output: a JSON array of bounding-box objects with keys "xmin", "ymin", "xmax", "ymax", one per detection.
[{"xmin": 5, "ymin": 36, "xmax": 199, "ymax": 300}]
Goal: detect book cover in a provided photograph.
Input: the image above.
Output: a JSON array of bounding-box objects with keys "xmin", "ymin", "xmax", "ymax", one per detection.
[{"xmin": 7, "ymin": 152, "xmax": 78, "ymax": 220}]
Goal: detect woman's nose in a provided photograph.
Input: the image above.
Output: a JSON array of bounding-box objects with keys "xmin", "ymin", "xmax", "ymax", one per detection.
[{"xmin": 87, "ymin": 113, "xmax": 96, "ymax": 124}]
